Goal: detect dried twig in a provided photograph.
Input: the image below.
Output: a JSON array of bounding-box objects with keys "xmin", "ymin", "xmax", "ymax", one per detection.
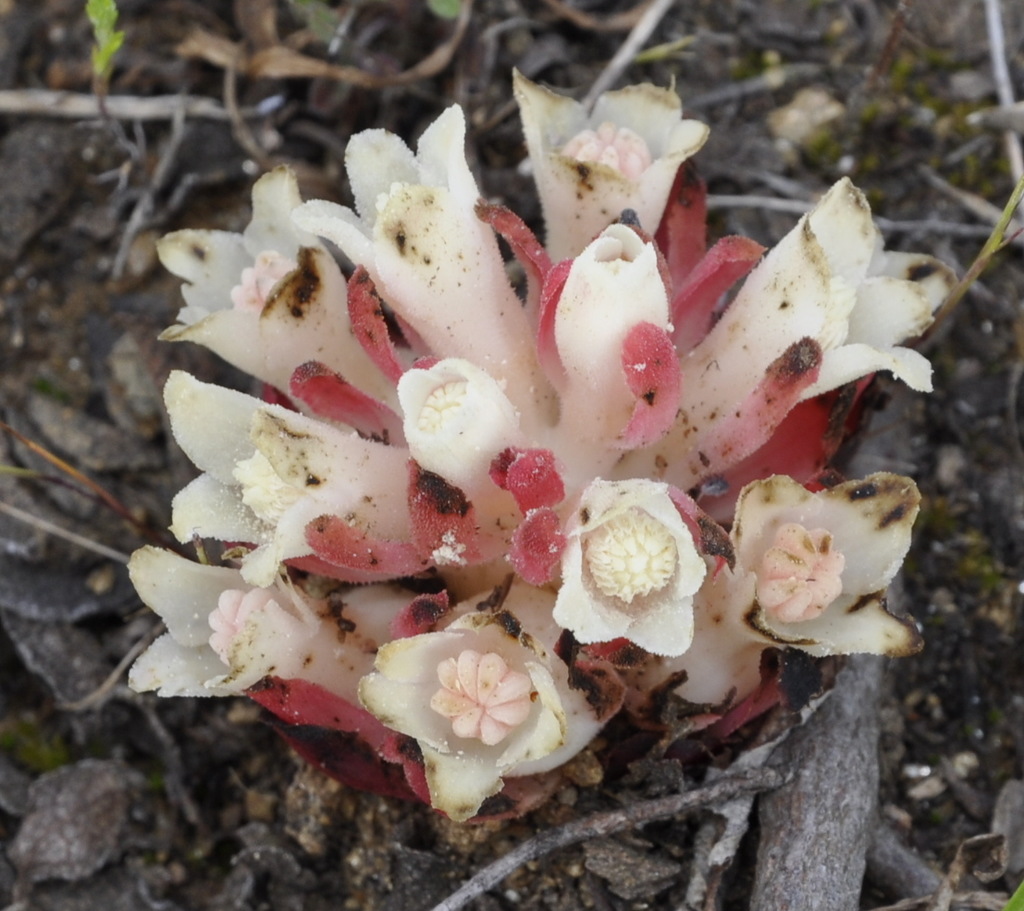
[
  {"xmin": 538, "ymin": 0, "xmax": 652, "ymax": 33},
  {"xmin": 428, "ymin": 768, "xmax": 784, "ymax": 911},
  {"xmin": 110, "ymin": 99, "xmax": 189, "ymax": 278},
  {"xmin": 57, "ymin": 621, "xmax": 165, "ymax": 712},
  {"xmin": 982, "ymin": 0, "xmax": 1024, "ymax": 184},
  {"xmin": 867, "ymin": 0, "xmax": 914, "ymax": 92},
  {"xmin": 687, "ymin": 63, "xmax": 825, "ymax": 110},
  {"xmin": 0, "ymin": 88, "xmax": 240, "ymax": 120},
  {"xmin": 0, "ymin": 500, "xmax": 130, "ymax": 563},
  {"xmin": 177, "ymin": 0, "xmax": 475, "ymax": 89},
  {"xmin": 751, "ymin": 656, "xmax": 884, "ymax": 911},
  {"xmin": 582, "ymin": 0, "xmax": 678, "ymax": 109},
  {"xmin": 706, "ymin": 193, "xmax": 999, "ymax": 238}
]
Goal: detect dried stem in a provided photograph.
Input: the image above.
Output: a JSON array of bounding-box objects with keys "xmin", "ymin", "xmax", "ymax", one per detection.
[{"xmin": 429, "ymin": 768, "xmax": 784, "ymax": 911}]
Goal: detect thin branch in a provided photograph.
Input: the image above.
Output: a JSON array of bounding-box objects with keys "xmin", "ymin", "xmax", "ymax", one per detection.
[
  {"xmin": 111, "ymin": 98, "xmax": 189, "ymax": 278},
  {"xmin": 57, "ymin": 621, "xmax": 165, "ymax": 712},
  {"xmin": 0, "ymin": 500, "xmax": 130, "ymax": 564},
  {"xmin": 582, "ymin": 0, "xmax": 678, "ymax": 110},
  {"xmin": 429, "ymin": 768, "xmax": 784, "ymax": 911},
  {"xmin": 0, "ymin": 88, "xmax": 241, "ymax": 120},
  {"xmin": 539, "ymin": 0, "xmax": 652, "ymax": 33},
  {"xmin": 982, "ymin": 0, "xmax": 1024, "ymax": 184},
  {"xmin": 706, "ymin": 194, "xmax": 999, "ymax": 237}
]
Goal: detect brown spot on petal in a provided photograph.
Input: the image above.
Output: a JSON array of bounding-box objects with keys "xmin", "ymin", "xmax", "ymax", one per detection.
[
  {"xmin": 767, "ymin": 337, "xmax": 822, "ymax": 385},
  {"xmin": 574, "ymin": 161, "xmax": 594, "ymax": 191},
  {"xmin": 697, "ymin": 515, "xmax": 735, "ymax": 568},
  {"xmin": 191, "ymin": 242, "xmax": 207, "ymax": 261},
  {"xmin": 744, "ymin": 604, "xmax": 816, "ymax": 646},
  {"xmin": 845, "ymin": 594, "xmax": 875, "ymax": 614},
  {"xmin": 907, "ymin": 261, "xmax": 938, "ymax": 281},
  {"xmin": 393, "ymin": 734, "xmax": 423, "ymax": 763},
  {"xmin": 474, "ymin": 792, "xmax": 517, "ymax": 819},
  {"xmin": 567, "ymin": 662, "xmax": 625, "ymax": 722},
  {"xmin": 493, "ymin": 609, "xmax": 523, "ymax": 641},
  {"xmin": 879, "ymin": 502, "xmax": 909, "ymax": 528},
  {"xmin": 847, "ymin": 481, "xmax": 878, "ymax": 501},
  {"xmin": 410, "ymin": 594, "xmax": 448, "ymax": 629},
  {"xmin": 326, "ymin": 592, "xmax": 357, "ymax": 635},
  {"xmin": 266, "ymin": 247, "xmax": 320, "ymax": 320},
  {"xmin": 414, "ymin": 468, "xmax": 470, "ymax": 517}
]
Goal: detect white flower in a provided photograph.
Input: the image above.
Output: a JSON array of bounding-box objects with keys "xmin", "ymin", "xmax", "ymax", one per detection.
[
  {"xmin": 359, "ymin": 584, "xmax": 610, "ymax": 821},
  {"xmin": 292, "ymin": 106, "xmax": 545, "ymax": 411},
  {"xmin": 129, "ymin": 546, "xmax": 413, "ymax": 699},
  {"xmin": 628, "ymin": 178, "xmax": 956, "ymax": 490},
  {"xmin": 163, "ymin": 371, "xmax": 410, "ymax": 587},
  {"xmin": 636, "ymin": 472, "xmax": 924, "ymax": 708},
  {"xmin": 549, "ymin": 224, "xmax": 676, "ymax": 452},
  {"xmin": 553, "ymin": 479, "xmax": 707, "ymax": 656},
  {"xmin": 397, "ymin": 357, "xmax": 523, "ymax": 495},
  {"xmin": 157, "ymin": 167, "xmax": 391, "ymax": 404},
  {"xmin": 729, "ymin": 472, "xmax": 923, "ymax": 656},
  {"xmin": 513, "ymin": 70, "xmax": 709, "ymax": 260}
]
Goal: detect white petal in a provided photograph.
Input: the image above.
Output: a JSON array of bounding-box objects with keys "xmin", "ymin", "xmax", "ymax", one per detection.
[
  {"xmin": 129, "ymin": 547, "xmax": 244, "ymax": 647},
  {"xmin": 129, "ymin": 633, "xmax": 239, "ymax": 697},
  {"xmin": 164, "ymin": 371, "xmax": 261, "ymax": 483},
  {"xmin": 170, "ymin": 474, "xmax": 264, "ymax": 545},
  {"xmin": 804, "ymin": 343, "xmax": 933, "ymax": 398}
]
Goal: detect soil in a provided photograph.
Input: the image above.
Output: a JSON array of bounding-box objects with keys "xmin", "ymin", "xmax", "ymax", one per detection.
[{"xmin": 0, "ymin": 1, "xmax": 1022, "ymax": 909}]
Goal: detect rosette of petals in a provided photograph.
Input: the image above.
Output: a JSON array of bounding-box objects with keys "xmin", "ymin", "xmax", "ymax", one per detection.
[
  {"xmin": 628, "ymin": 178, "xmax": 955, "ymax": 491},
  {"xmin": 292, "ymin": 106, "xmax": 545, "ymax": 413},
  {"xmin": 157, "ymin": 167, "xmax": 391, "ymax": 404},
  {"xmin": 513, "ymin": 71, "xmax": 709, "ymax": 260},
  {"xmin": 544, "ymin": 223, "xmax": 680, "ymax": 461},
  {"xmin": 359, "ymin": 584, "xmax": 615, "ymax": 821},
  {"xmin": 164, "ymin": 371, "xmax": 410, "ymax": 587},
  {"xmin": 552, "ymin": 479, "xmax": 707, "ymax": 656}
]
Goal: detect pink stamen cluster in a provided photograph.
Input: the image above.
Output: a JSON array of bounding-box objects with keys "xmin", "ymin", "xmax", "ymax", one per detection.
[
  {"xmin": 756, "ymin": 523, "xmax": 846, "ymax": 623},
  {"xmin": 430, "ymin": 649, "xmax": 534, "ymax": 746},
  {"xmin": 562, "ymin": 122, "xmax": 653, "ymax": 180},
  {"xmin": 229, "ymin": 250, "xmax": 297, "ymax": 312}
]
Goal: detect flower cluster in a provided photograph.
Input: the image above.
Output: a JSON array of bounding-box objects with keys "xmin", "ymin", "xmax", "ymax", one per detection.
[{"xmin": 130, "ymin": 72, "xmax": 953, "ymax": 821}]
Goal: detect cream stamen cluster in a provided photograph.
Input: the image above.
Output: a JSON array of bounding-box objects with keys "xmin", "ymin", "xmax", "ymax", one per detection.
[
  {"xmin": 584, "ymin": 509, "xmax": 677, "ymax": 603},
  {"xmin": 418, "ymin": 380, "xmax": 470, "ymax": 433}
]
